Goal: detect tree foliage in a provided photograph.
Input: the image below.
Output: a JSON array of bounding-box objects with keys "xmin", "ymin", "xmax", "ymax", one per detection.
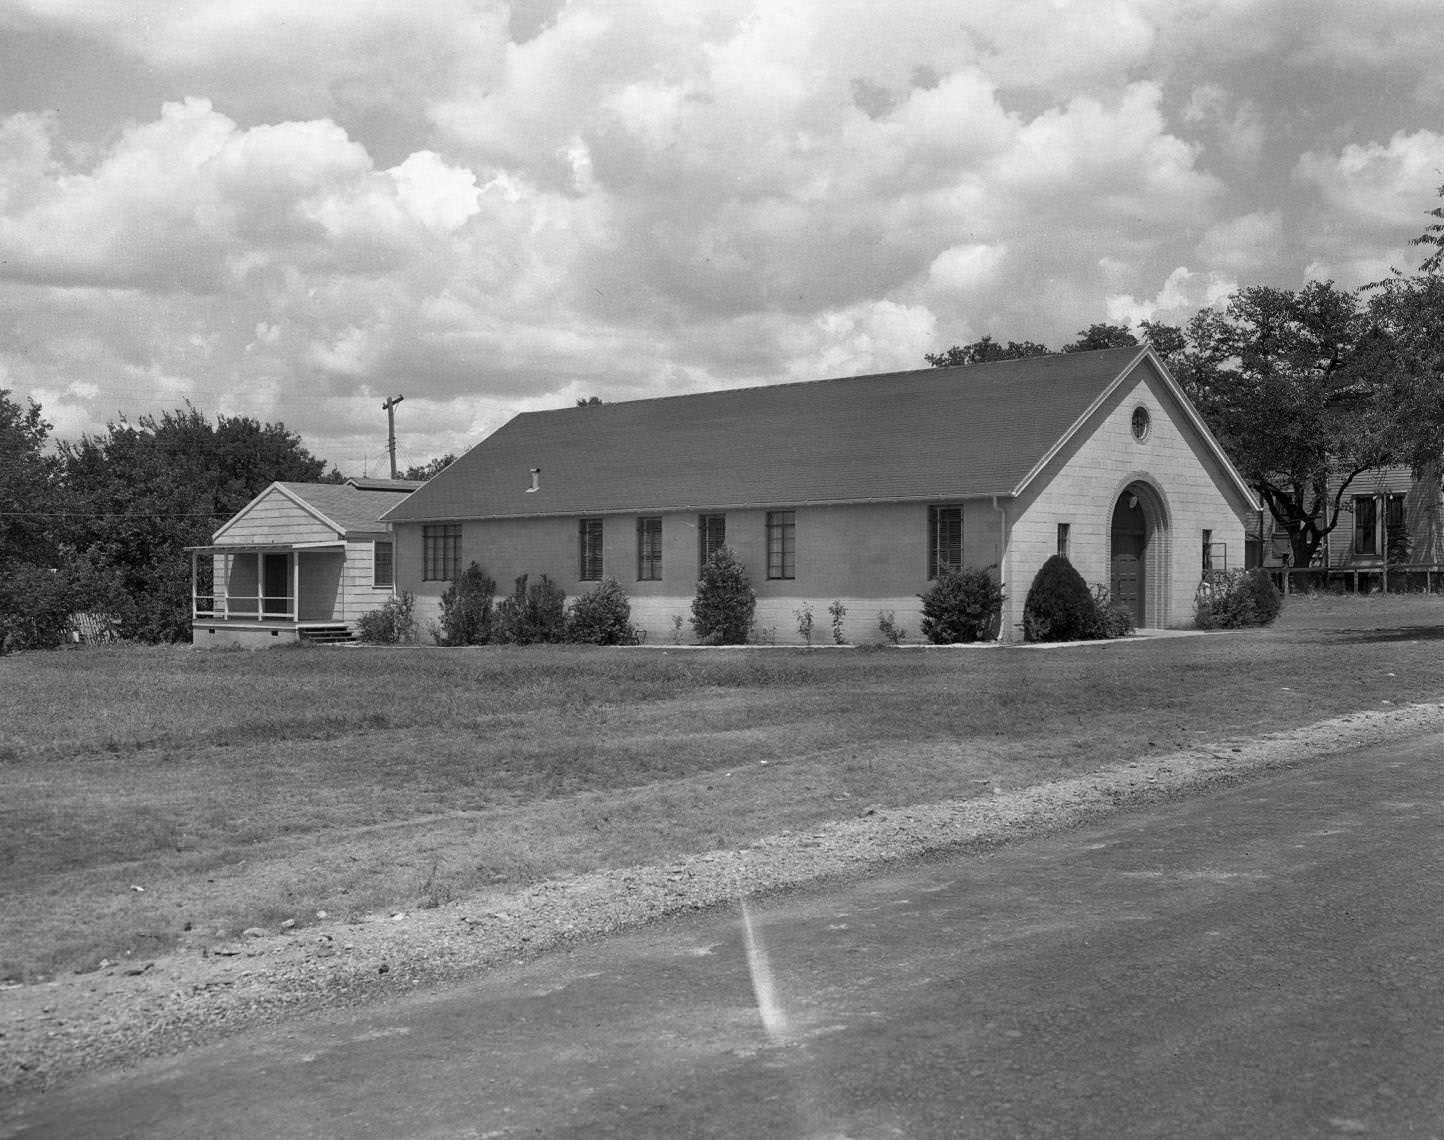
[
  {"xmin": 401, "ymin": 454, "xmax": 457, "ymax": 481},
  {"xmin": 0, "ymin": 390, "xmax": 60, "ymax": 570},
  {"xmin": 1061, "ymin": 323, "xmax": 1138, "ymax": 352},
  {"xmin": 57, "ymin": 406, "xmax": 330, "ymax": 641},
  {"xmin": 925, "ymin": 336, "xmax": 1049, "ymax": 367}
]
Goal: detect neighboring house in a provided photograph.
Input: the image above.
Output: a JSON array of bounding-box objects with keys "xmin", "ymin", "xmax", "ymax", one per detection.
[
  {"xmin": 190, "ymin": 477, "xmax": 421, "ymax": 648},
  {"xmin": 1249, "ymin": 463, "xmax": 1444, "ymax": 590},
  {"xmin": 382, "ymin": 346, "xmax": 1259, "ymax": 643}
]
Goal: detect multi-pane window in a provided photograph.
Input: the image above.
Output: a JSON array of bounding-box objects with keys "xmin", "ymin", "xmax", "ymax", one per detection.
[
  {"xmin": 1355, "ymin": 493, "xmax": 1408, "ymax": 559},
  {"xmin": 1385, "ymin": 494, "xmax": 1406, "ymax": 559},
  {"xmin": 637, "ymin": 516, "xmax": 663, "ymax": 580},
  {"xmin": 579, "ymin": 517, "xmax": 604, "ymax": 580},
  {"xmin": 698, "ymin": 514, "xmax": 726, "ymax": 569},
  {"xmin": 422, "ymin": 525, "xmax": 460, "ymax": 581},
  {"xmin": 373, "ymin": 540, "xmax": 394, "ymax": 588},
  {"xmin": 1057, "ymin": 522, "xmax": 1071, "ymax": 561},
  {"xmin": 766, "ymin": 510, "xmax": 796, "ymax": 580},
  {"xmin": 1353, "ymin": 496, "xmax": 1378, "ymax": 556},
  {"xmin": 928, "ymin": 506, "xmax": 963, "ymax": 579}
]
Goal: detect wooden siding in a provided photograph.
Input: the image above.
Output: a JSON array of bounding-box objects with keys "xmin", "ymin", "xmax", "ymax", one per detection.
[
  {"xmin": 215, "ymin": 487, "xmax": 336, "ymax": 545},
  {"xmin": 1323, "ymin": 464, "xmax": 1444, "ymax": 568}
]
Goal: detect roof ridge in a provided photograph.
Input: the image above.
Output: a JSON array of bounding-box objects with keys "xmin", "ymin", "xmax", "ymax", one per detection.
[{"xmin": 512, "ymin": 346, "xmax": 1138, "ymax": 420}]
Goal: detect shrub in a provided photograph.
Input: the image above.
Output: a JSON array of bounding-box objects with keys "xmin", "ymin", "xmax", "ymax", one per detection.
[
  {"xmin": 1194, "ymin": 568, "xmax": 1283, "ymax": 629},
  {"xmin": 437, "ymin": 562, "xmax": 496, "ymax": 646},
  {"xmin": 876, "ymin": 609, "xmax": 906, "ymax": 645},
  {"xmin": 566, "ymin": 578, "xmax": 637, "ymax": 645},
  {"xmin": 1089, "ymin": 584, "xmax": 1135, "ymax": 639},
  {"xmin": 794, "ymin": 601, "xmax": 815, "ymax": 645},
  {"xmin": 919, "ymin": 566, "xmax": 1005, "ymax": 644},
  {"xmin": 1022, "ymin": 555, "xmax": 1098, "ymax": 642},
  {"xmin": 356, "ymin": 591, "xmax": 417, "ymax": 645},
  {"xmin": 690, "ymin": 547, "xmax": 755, "ymax": 645},
  {"xmin": 494, "ymin": 573, "xmax": 568, "ymax": 645},
  {"xmin": 828, "ymin": 599, "xmax": 847, "ymax": 645}
]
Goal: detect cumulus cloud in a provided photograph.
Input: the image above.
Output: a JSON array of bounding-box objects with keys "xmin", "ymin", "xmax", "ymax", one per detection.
[
  {"xmin": 1196, "ymin": 210, "xmax": 1285, "ymax": 273},
  {"xmin": 1, "ymin": 0, "xmax": 1437, "ymax": 468},
  {"xmin": 1106, "ymin": 266, "xmax": 1238, "ymax": 328}
]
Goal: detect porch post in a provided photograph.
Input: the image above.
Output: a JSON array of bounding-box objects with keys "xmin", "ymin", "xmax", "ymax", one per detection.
[
  {"xmin": 292, "ymin": 552, "xmax": 300, "ymax": 621},
  {"xmin": 191, "ymin": 552, "xmax": 198, "ymax": 619}
]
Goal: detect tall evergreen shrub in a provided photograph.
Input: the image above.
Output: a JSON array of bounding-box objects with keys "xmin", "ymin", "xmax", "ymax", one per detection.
[
  {"xmin": 1022, "ymin": 555, "xmax": 1099, "ymax": 642},
  {"xmin": 690, "ymin": 547, "xmax": 755, "ymax": 644},
  {"xmin": 437, "ymin": 562, "xmax": 496, "ymax": 645}
]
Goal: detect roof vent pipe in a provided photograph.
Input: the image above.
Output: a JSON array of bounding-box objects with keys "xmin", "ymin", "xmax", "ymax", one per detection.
[{"xmin": 526, "ymin": 467, "xmax": 541, "ymax": 493}]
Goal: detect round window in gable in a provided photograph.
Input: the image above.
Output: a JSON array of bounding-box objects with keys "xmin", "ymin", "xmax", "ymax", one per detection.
[{"xmin": 1131, "ymin": 406, "xmax": 1151, "ymax": 441}]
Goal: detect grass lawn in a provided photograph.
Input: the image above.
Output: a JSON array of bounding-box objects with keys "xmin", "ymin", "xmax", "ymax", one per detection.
[{"xmin": 1, "ymin": 593, "xmax": 1439, "ymax": 984}]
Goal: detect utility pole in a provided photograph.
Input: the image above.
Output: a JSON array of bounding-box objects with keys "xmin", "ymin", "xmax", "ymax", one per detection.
[{"xmin": 381, "ymin": 394, "xmax": 404, "ymax": 479}]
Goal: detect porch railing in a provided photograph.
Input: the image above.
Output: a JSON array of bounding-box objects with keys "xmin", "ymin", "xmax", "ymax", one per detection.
[{"xmin": 192, "ymin": 592, "xmax": 297, "ymax": 621}]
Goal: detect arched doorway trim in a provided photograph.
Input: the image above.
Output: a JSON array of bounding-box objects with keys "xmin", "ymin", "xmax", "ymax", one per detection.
[{"xmin": 1107, "ymin": 476, "xmax": 1171, "ymax": 628}]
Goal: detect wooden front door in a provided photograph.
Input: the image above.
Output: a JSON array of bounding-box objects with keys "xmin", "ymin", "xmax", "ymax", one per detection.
[
  {"xmin": 1111, "ymin": 494, "xmax": 1147, "ymax": 627},
  {"xmin": 262, "ymin": 553, "xmax": 291, "ymax": 616}
]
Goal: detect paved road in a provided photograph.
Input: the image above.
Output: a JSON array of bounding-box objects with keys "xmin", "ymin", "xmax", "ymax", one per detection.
[{"xmin": 5, "ymin": 733, "xmax": 1441, "ymax": 1140}]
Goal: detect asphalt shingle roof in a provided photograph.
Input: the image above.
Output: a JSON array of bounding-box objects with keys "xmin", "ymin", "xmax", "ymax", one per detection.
[
  {"xmin": 276, "ymin": 482, "xmax": 416, "ymax": 535},
  {"xmin": 383, "ymin": 347, "xmax": 1144, "ymax": 522}
]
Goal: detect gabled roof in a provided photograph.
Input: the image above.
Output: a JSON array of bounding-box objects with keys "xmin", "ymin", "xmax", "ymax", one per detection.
[
  {"xmin": 383, "ymin": 347, "xmax": 1252, "ymax": 522},
  {"xmin": 274, "ymin": 482, "xmax": 415, "ymax": 536},
  {"xmin": 212, "ymin": 481, "xmax": 417, "ymax": 542}
]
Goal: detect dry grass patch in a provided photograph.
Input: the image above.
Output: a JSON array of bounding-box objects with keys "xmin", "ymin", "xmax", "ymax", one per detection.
[{"xmin": 1, "ymin": 594, "xmax": 1440, "ymax": 982}]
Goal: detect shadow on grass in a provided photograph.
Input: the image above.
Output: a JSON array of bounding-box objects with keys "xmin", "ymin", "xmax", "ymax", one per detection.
[{"xmin": 1327, "ymin": 625, "xmax": 1444, "ymax": 644}]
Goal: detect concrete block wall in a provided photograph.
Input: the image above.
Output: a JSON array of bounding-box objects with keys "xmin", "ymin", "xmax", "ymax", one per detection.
[{"xmin": 1004, "ymin": 366, "xmax": 1251, "ymax": 635}]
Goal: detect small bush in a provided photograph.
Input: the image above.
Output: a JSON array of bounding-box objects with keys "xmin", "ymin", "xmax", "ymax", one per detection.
[
  {"xmin": 566, "ymin": 578, "xmax": 637, "ymax": 645},
  {"xmin": 1195, "ymin": 568, "xmax": 1282, "ymax": 629},
  {"xmin": 1022, "ymin": 555, "xmax": 1098, "ymax": 642},
  {"xmin": 438, "ymin": 562, "xmax": 496, "ymax": 646},
  {"xmin": 691, "ymin": 547, "xmax": 755, "ymax": 645},
  {"xmin": 794, "ymin": 602, "xmax": 815, "ymax": 645},
  {"xmin": 1089, "ymin": 584, "xmax": 1135, "ymax": 639},
  {"xmin": 919, "ymin": 566, "xmax": 1004, "ymax": 644},
  {"xmin": 356, "ymin": 591, "xmax": 417, "ymax": 645},
  {"xmin": 828, "ymin": 600, "xmax": 847, "ymax": 645},
  {"xmin": 494, "ymin": 574, "xmax": 568, "ymax": 645},
  {"xmin": 876, "ymin": 609, "xmax": 906, "ymax": 645}
]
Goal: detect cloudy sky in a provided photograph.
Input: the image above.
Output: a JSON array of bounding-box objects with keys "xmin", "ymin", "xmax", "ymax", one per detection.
[{"xmin": 2, "ymin": 0, "xmax": 1441, "ymax": 473}]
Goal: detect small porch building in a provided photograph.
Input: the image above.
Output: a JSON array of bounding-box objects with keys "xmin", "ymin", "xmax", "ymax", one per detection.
[{"xmin": 189, "ymin": 478, "xmax": 419, "ymax": 648}]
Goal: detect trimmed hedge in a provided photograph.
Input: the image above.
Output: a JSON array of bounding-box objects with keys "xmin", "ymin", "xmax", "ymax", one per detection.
[{"xmin": 1022, "ymin": 555, "xmax": 1098, "ymax": 642}]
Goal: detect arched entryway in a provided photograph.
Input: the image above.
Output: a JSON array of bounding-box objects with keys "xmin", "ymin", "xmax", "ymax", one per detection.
[{"xmin": 1110, "ymin": 482, "xmax": 1169, "ymax": 628}]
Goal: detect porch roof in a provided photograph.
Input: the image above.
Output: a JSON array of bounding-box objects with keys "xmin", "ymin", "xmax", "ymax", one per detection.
[{"xmin": 185, "ymin": 541, "xmax": 347, "ymax": 554}]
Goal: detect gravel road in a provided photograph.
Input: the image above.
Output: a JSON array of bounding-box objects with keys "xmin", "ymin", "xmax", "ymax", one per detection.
[{"xmin": 3, "ymin": 699, "xmax": 1440, "ymax": 1097}]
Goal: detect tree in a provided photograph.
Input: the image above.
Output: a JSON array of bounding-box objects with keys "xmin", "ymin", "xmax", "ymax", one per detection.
[
  {"xmin": 925, "ymin": 336, "xmax": 1050, "ymax": 367},
  {"xmin": 576, "ymin": 395, "xmax": 604, "ymax": 406},
  {"xmin": 0, "ymin": 390, "xmax": 60, "ymax": 569},
  {"xmin": 59, "ymin": 405, "xmax": 329, "ymax": 642},
  {"xmin": 1356, "ymin": 181, "xmax": 1444, "ymax": 475},
  {"xmin": 402, "ymin": 454, "xmax": 457, "ymax": 481},
  {"xmin": 1175, "ymin": 281, "xmax": 1394, "ymax": 568},
  {"xmin": 1062, "ymin": 323, "xmax": 1138, "ymax": 353}
]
